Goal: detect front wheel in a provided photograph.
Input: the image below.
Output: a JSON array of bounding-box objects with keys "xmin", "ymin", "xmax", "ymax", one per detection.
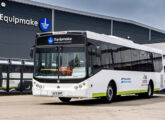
[
  {"xmin": 104, "ymin": 83, "xmax": 116, "ymax": 103},
  {"xmin": 59, "ymin": 97, "xmax": 71, "ymax": 103}
]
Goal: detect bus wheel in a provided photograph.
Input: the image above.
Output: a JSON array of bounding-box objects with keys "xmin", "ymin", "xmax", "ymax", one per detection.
[
  {"xmin": 139, "ymin": 82, "xmax": 153, "ymax": 98},
  {"xmin": 146, "ymin": 82, "xmax": 153, "ymax": 98},
  {"xmin": 59, "ymin": 97, "xmax": 71, "ymax": 103},
  {"xmin": 106, "ymin": 83, "xmax": 116, "ymax": 103}
]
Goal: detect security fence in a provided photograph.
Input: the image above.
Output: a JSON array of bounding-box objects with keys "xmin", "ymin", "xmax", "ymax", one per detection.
[{"xmin": 0, "ymin": 58, "xmax": 33, "ymax": 94}]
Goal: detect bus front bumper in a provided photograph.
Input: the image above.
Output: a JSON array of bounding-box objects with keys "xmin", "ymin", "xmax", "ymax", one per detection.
[{"xmin": 32, "ymin": 81, "xmax": 91, "ymax": 98}]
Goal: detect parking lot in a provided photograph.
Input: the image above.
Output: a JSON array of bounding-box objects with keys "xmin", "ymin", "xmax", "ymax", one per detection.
[{"xmin": 0, "ymin": 94, "xmax": 165, "ymax": 120}]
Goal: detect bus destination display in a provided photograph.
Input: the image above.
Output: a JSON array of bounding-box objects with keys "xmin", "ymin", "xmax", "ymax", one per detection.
[{"xmin": 36, "ymin": 35, "xmax": 86, "ymax": 45}]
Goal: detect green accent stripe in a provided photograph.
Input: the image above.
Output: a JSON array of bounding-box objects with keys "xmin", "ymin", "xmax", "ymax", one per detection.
[
  {"xmin": 92, "ymin": 92, "xmax": 106, "ymax": 98},
  {"xmin": 154, "ymin": 88, "xmax": 160, "ymax": 91},
  {"xmin": 2, "ymin": 86, "xmax": 19, "ymax": 90},
  {"xmin": 92, "ymin": 88, "xmax": 160, "ymax": 97},
  {"xmin": 117, "ymin": 89, "xmax": 147, "ymax": 95}
]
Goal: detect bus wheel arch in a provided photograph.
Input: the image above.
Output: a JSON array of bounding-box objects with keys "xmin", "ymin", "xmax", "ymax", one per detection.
[{"xmin": 108, "ymin": 80, "xmax": 117, "ymax": 94}]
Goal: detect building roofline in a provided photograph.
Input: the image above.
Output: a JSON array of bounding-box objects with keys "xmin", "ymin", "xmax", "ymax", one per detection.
[{"xmin": 10, "ymin": 0, "xmax": 165, "ymax": 34}]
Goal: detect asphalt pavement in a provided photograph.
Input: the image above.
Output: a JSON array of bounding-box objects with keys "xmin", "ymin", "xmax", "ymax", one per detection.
[{"xmin": 0, "ymin": 94, "xmax": 165, "ymax": 120}]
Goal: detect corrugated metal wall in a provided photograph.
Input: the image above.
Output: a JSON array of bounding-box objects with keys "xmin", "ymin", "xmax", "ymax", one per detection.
[
  {"xmin": 113, "ymin": 21, "xmax": 149, "ymax": 44},
  {"xmin": 54, "ymin": 10, "xmax": 111, "ymax": 35}
]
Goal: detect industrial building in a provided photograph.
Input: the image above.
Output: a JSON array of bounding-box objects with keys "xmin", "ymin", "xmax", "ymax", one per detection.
[{"xmin": 0, "ymin": 0, "xmax": 165, "ymax": 93}]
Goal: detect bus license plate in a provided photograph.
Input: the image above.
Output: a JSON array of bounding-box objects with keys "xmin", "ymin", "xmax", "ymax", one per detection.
[{"xmin": 52, "ymin": 92, "xmax": 63, "ymax": 96}]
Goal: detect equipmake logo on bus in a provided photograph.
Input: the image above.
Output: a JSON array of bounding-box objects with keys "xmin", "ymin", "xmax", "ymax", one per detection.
[
  {"xmin": 54, "ymin": 37, "xmax": 72, "ymax": 43},
  {"xmin": 47, "ymin": 37, "xmax": 72, "ymax": 45},
  {"xmin": 39, "ymin": 18, "xmax": 51, "ymax": 32},
  {"xmin": 121, "ymin": 77, "xmax": 132, "ymax": 83},
  {"xmin": 48, "ymin": 37, "xmax": 54, "ymax": 44}
]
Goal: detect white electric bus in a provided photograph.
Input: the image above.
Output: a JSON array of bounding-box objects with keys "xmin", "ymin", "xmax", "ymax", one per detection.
[{"xmin": 32, "ymin": 31, "xmax": 164, "ymax": 103}]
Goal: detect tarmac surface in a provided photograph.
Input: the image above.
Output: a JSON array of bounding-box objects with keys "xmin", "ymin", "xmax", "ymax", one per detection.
[{"xmin": 0, "ymin": 94, "xmax": 165, "ymax": 120}]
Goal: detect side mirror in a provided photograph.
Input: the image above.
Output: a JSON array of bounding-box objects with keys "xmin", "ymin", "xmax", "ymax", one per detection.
[
  {"xmin": 30, "ymin": 47, "xmax": 34, "ymax": 59},
  {"xmin": 96, "ymin": 46, "xmax": 101, "ymax": 57}
]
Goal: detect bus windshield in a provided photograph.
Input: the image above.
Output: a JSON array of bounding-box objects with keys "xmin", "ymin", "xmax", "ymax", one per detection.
[{"xmin": 34, "ymin": 47, "xmax": 86, "ymax": 79}]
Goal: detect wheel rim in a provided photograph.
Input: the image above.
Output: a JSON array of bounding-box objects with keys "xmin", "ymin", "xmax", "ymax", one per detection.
[{"xmin": 107, "ymin": 86, "xmax": 113, "ymax": 101}]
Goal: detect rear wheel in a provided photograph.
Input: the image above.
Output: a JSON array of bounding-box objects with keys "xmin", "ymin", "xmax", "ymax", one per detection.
[
  {"xmin": 138, "ymin": 82, "xmax": 153, "ymax": 98},
  {"xmin": 145, "ymin": 82, "xmax": 153, "ymax": 98},
  {"xmin": 59, "ymin": 97, "xmax": 71, "ymax": 103}
]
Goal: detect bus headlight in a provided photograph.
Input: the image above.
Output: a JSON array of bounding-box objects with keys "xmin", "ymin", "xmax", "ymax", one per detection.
[
  {"xmin": 79, "ymin": 84, "xmax": 82, "ymax": 88},
  {"xmin": 34, "ymin": 82, "xmax": 44, "ymax": 89},
  {"xmin": 74, "ymin": 82, "xmax": 87, "ymax": 90},
  {"xmin": 74, "ymin": 86, "xmax": 78, "ymax": 90},
  {"xmin": 83, "ymin": 82, "xmax": 86, "ymax": 86}
]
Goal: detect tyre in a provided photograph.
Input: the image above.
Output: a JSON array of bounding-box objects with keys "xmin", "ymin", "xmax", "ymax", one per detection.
[
  {"xmin": 59, "ymin": 97, "xmax": 71, "ymax": 103},
  {"xmin": 145, "ymin": 82, "xmax": 153, "ymax": 98},
  {"xmin": 105, "ymin": 83, "xmax": 116, "ymax": 103},
  {"xmin": 138, "ymin": 82, "xmax": 153, "ymax": 98}
]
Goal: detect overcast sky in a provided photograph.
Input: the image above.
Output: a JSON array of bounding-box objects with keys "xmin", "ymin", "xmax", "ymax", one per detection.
[{"xmin": 32, "ymin": 0, "xmax": 165, "ymax": 31}]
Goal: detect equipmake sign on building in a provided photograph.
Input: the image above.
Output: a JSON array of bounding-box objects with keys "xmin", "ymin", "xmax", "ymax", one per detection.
[
  {"xmin": 0, "ymin": 13, "xmax": 39, "ymax": 26},
  {"xmin": 0, "ymin": 0, "xmax": 165, "ymax": 60},
  {"xmin": 0, "ymin": 0, "xmax": 52, "ymax": 59},
  {"xmin": 0, "ymin": 12, "xmax": 51, "ymax": 32}
]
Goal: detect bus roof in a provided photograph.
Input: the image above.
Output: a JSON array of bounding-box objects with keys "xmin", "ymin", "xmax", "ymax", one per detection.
[
  {"xmin": 36, "ymin": 31, "xmax": 162, "ymax": 54},
  {"xmin": 86, "ymin": 31, "xmax": 163, "ymax": 54}
]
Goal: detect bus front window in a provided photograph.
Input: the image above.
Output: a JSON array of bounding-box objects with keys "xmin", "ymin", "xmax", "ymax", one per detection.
[
  {"xmin": 34, "ymin": 48, "xmax": 58, "ymax": 79},
  {"xmin": 34, "ymin": 47, "xmax": 86, "ymax": 79},
  {"xmin": 59, "ymin": 47, "xmax": 86, "ymax": 79}
]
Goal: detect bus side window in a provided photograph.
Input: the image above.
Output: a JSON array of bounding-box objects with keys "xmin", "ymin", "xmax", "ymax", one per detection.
[
  {"xmin": 88, "ymin": 46, "xmax": 93, "ymax": 76},
  {"xmin": 112, "ymin": 46, "xmax": 122, "ymax": 70},
  {"xmin": 101, "ymin": 44, "xmax": 110, "ymax": 69},
  {"xmin": 139, "ymin": 51, "xmax": 153, "ymax": 72},
  {"xmin": 92, "ymin": 47, "xmax": 101, "ymax": 74},
  {"xmin": 131, "ymin": 49, "xmax": 140, "ymax": 71},
  {"xmin": 88, "ymin": 45, "xmax": 101, "ymax": 76},
  {"xmin": 120, "ymin": 47, "xmax": 132, "ymax": 70},
  {"xmin": 153, "ymin": 53, "xmax": 163, "ymax": 72}
]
